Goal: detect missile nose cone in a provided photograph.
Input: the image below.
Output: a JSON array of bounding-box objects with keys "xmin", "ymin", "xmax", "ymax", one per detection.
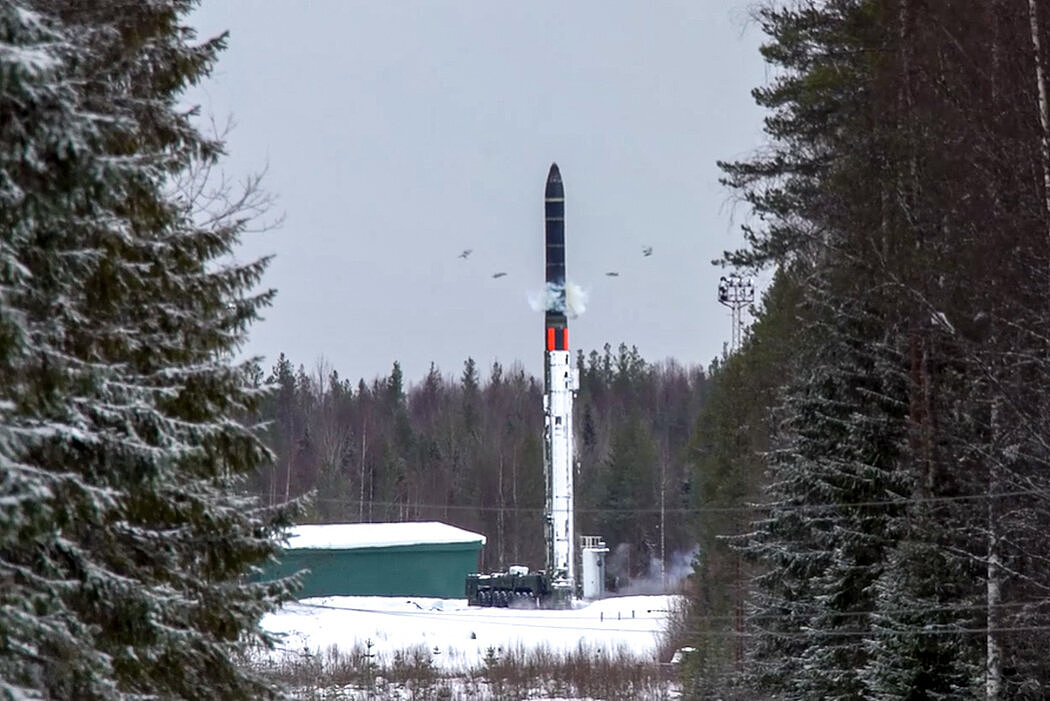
[
  {"xmin": 545, "ymin": 163, "xmax": 563, "ymax": 198},
  {"xmin": 547, "ymin": 163, "xmax": 561, "ymax": 183}
]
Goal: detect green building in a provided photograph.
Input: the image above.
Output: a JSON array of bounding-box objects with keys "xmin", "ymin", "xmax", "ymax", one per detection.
[{"xmin": 267, "ymin": 521, "xmax": 486, "ymax": 599}]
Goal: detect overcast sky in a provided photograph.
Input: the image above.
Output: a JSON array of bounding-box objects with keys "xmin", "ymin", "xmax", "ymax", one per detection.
[{"xmin": 185, "ymin": 1, "xmax": 769, "ymax": 386}]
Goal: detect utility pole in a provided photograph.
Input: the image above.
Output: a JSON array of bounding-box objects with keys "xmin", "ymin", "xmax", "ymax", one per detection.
[{"xmin": 660, "ymin": 457, "xmax": 666, "ymax": 592}]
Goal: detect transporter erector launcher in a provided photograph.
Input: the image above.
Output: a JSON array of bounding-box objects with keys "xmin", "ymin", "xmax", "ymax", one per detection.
[{"xmin": 542, "ymin": 163, "xmax": 578, "ymax": 594}]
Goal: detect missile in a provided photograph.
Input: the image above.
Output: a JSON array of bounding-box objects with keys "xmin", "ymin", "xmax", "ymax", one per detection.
[
  {"xmin": 542, "ymin": 162, "xmax": 577, "ymax": 591},
  {"xmin": 545, "ymin": 163, "xmax": 567, "ymax": 351}
]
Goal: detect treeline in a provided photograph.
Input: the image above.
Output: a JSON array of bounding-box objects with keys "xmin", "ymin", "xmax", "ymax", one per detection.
[
  {"xmin": 686, "ymin": 1, "xmax": 1050, "ymax": 698},
  {"xmin": 247, "ymin": 344, "xmax": 708, "ymax": 584}
]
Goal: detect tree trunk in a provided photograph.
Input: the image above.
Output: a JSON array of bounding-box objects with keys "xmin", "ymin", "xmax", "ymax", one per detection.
[
  {"xmin": 359, "ymin": 422, "xmax": 367, "ymax": 521},
  {"xmin": 498, "ymin": 453, "xmax": 505, "ymax": 569},
  {"xmin": 660, "ymin": 457, "xmax": 666, "ymax": 591},
  {"xmin": 986, "ymin": 10, "xmax": 1004, "ymax": 697},
  {"xmin": 284, "ymin": 455, "xmax": 292, "ymax": 503},
  {"xmin": 1029, "ymin": 0, "xmax": 1050, "ymax": 238},
  {"xmin": 986, "ymin": 400, "xmax": 1003, "ymax": 701}
]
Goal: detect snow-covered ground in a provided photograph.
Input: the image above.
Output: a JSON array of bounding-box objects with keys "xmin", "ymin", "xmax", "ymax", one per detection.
[{"xmin": 261, "ymin": 594, "xmax": 678, "ymax": 673}]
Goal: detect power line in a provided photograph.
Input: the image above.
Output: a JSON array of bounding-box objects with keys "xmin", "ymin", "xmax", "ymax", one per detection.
[
  {"xmin": 289, "ymin": 487, "xmax": 1050, "ymax": 517},
  {"xmin": 700, "ymin": 624, "xmax": 1050, "ymax": 639},
  {"xmin": 689, "ymin": 597, "xmax": 1050, "ymax": 626}
]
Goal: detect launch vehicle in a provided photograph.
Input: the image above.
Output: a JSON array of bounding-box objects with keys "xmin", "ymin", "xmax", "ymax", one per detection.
[{"xmin": 465, "ymin": 164, "xmax": 606, "ymax": 608}]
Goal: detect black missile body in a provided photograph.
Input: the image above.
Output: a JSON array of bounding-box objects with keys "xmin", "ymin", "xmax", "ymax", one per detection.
[{"xmin": 545, "ymin": 163, "xmax": 567, "ymax": 351}]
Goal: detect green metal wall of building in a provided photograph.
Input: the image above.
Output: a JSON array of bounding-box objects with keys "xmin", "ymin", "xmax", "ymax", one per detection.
[{"xmin": 266, "ymin": 540, "xmax": 483, "ymax": 599}]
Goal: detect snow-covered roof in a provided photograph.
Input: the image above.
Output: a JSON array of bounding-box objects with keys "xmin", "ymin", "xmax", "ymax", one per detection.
[{"xmin": 283, "ymin": 522, "xmax": 486, "ymax": 550}]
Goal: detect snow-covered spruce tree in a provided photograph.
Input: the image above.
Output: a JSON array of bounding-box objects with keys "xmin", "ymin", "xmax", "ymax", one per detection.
[
  {"xmin": 732, "ymin": 278, "xmax": 910, "ymax": 700},
  {"xmin": 0, "ymin": 5, "xmax": 125, "ymax": 697},
  {"xmin": 1, "ymin": 2, "xmax": 296, "ymax": 698},
  {"xmin": 862, "ymin": 0, "xmax": 1050, "ymax": 695},
  {"xmin": 862, "ymin": 515, "xmax": 984, "ymax": 699},
  {"xmin": 983, "ymin": 298, "xmax": 1050, "ymax": 696},
  {"xmin": 716, "ymin": 1, "xmax": 913, "ymax": 694},
  {"xmin": 864, "ymin": 240, "xmax": 1050, "ymax": 699},
  {"xmin": 721, "ymin": 0, "xmax": 1050, "ymax": 696},
  {"xmin": 681, "ymin": 268, "xmax": 803, "ymax": 696}
]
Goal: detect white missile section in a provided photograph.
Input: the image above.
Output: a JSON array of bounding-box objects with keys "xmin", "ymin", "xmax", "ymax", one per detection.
[{"xmin": 544, "ymin": 347, "xmax": 578, "ymax": 585}]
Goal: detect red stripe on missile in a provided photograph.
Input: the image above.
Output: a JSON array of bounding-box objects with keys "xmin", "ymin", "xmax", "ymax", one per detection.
[{"xmin": 547, "ymin": 327, "xmax": 555, "ymax": 351}]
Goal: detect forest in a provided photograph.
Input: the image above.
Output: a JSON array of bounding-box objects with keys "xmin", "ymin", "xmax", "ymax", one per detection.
[
  {"xmin": 247, "ymin": 344, "xmax": 709, "ymax": 589},
  {"xmin": 683, "ymin": 0, "xmax": 1050, "ymax": 698}
]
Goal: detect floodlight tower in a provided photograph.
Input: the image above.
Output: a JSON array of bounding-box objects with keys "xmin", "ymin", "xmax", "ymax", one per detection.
[
  {"xmin": 717, "ymin": 272, "xmax": 756, "ymax": 664},
  {"xmin": 717, "ymin": 273, "xmax": 755, "ymax": 353}
]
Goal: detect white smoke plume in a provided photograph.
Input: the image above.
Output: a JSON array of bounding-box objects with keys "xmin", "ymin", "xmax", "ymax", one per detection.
[
  {"xmin": 565, "ymin": 282, "xmax": 587, "ymax": 318},
  {"xmin": 605, "ymin": 544, "xmax": 699, "ymax": 595},
  {"xmin": 528, "ymin": 281, "xmax": 588, "ymax": 318}
]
